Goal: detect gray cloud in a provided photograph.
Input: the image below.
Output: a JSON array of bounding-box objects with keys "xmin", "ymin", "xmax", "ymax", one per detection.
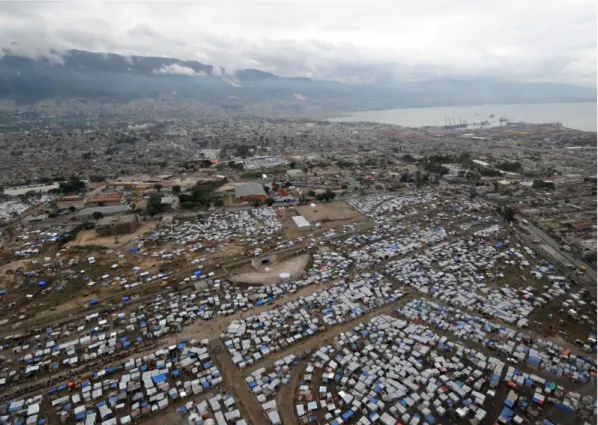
[
  {"xmin": 0, "ymin": 0, "xmax": 595, "ymax": 86},
  {"xmin": 153, "ymin": 63, "xmax": 206, "ymax": 76}
]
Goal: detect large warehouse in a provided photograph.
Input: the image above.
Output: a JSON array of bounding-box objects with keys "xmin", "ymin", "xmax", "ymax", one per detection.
[{"xmin": 235, "ymin": 183, "xmax": 268, "ymax": 203}]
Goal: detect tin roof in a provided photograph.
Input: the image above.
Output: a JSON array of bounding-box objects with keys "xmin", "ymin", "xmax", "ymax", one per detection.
[
  {"xmin": 234, "ymin": 183, "xmax": 266, "ymax": 198},
  {"xmin": 75, "ymin": 205, "xmax": 130, "ymax": 217}
]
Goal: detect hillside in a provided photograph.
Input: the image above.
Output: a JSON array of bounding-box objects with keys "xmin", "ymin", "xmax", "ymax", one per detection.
[{"xmin": 0, "ymin": 50, "xmax": 595, "ymax": 113}]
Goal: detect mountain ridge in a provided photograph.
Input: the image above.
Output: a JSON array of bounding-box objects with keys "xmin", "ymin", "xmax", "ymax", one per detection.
[{"xmin": 0, "ymin": 49, "xmax": 595, "ymax": 112}]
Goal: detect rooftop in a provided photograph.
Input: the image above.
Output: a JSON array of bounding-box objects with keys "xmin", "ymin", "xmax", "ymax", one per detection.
[
  {"xmin": 57, "ymin": 195, "xmax": 84, "ymax": 201},
  {"xmin": 75, "ymin": 205, "xmax": 131, "ymax": 217},
  {"xmin": 234, "ymin": 183, "xmax": 266, "ymax": 198},
  {"xmin": 287, "ymin": 169, "xmax": 305, "ymax": 177},
  {"xmin": 96, "ymin": 214, "xmax": 138, "ymax": 225},
  {"xmin": 89, "ymin": 193, "xmax": 123, "ymax": 202}
]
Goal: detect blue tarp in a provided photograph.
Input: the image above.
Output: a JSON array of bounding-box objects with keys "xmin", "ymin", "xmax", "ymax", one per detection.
[
  {"xmin": 555, "ymin": 403, "xmax": 574, "ymax": 414},
  {"xmin": 500, "ymin": 407, "xmax": 514, "ymax": 422},
  {"xmin": 152, "ymin": 374, "xmax": 167, "ymax": 384},
  {"xmin": 341, "ymin": 410, "xmax": 355, "ymax": 421}
]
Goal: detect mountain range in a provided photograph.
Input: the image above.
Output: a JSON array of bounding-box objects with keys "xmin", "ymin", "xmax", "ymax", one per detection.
[{"xmin": 0, "ymin": 49, "xmax": 595, "ymax": 113}]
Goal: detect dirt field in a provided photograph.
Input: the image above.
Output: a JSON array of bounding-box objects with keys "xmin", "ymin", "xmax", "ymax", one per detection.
[
  {"xmin": 295, "ymin": 201, "xmax": 362, "ymax": 223},
  {"xmin": 528, "ymin": 294, "xmax": 595, "ymax": 345},
  {"xmin": 67, "ymin": 220, "xmax": 158, "ymax": 249},
  {"xmin": 229, "ymin": 254, "xmax": 309, "ymax": 285},
  {"xmin": 0, "ymin": 259, "xmax": 29, "ymax": 276}
]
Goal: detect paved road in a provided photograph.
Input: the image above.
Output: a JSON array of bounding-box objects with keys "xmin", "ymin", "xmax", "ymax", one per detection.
[{"xmin": 516, "ymin": 213, "xmax": 597, "ymax": 284}]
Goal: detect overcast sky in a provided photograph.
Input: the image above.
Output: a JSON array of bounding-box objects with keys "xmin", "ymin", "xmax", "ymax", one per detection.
[{"xmin": 0, "ymin": 0, "xmax": 596, "ymax": 86}]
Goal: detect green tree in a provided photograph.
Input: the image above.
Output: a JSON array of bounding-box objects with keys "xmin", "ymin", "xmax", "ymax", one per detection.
[
  {"xmin": 147, "ymin": 194, "xmax": 167, "ymax": 217},
  {"xmin": 89, "ymin": 175, "xmax": 106, "ymax": 183},
  {"xmin": 172, "ymin": 185, "xmax": 181, "ymax": 194},
  {"xmin": 266, "ymin": 198, "xmax": 275, "ymax": 207},
  {"xmin": 289, "ymin": 161, "xmax": 296, "ymax": 169},
  {"xmin": 503, "ymin": 206, "xmax": 516, "ymax": 221},
  {"xmin": 307, "ymin": 190, "xmax": 316, "ymax": 197},
  {"xmin": 154, "ymin": 183, "xmax": 162, "ymax": 192},
  {"xmin": 252, "ymin": 199, "xmax": 262, "ymax": 208},
  {"xmin": 92, "ymin": 211, "xmax": 104, "ymax": 220},
  {"xmin": 59, "ymin": 175, "xmax": 85, "ymax": 194}
]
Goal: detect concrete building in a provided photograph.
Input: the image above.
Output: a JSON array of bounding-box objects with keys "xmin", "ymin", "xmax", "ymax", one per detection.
[
  {"xmin": 234, "ymin": 183, "xmax": 267, "ymax": 203},
  {"xmin": 56, "ymin": 195, "xmax": 85, "ymax": 210},
  {"xmin": 96, "ymin": 214, "xmax": 139, "ymax": 237},
  {"xmin": 287, "ymin": 169, "xmax": 305, "ymax": 181}
]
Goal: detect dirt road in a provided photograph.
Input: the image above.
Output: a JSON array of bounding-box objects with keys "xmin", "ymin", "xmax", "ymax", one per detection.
[
  {"xmin": 207, "ymin": 296, "xmax": 412, "ymax": 425},
  {"xmin": 177, "ymin": 278, "xmax": 340, "ymax": 341},
  {"xmin": 278, "ymin": 361, "xmax": 306, "ymax": 425},
  {"xmin": 211, "ymin": 344, "xmax": 265, "ymax": 425}
]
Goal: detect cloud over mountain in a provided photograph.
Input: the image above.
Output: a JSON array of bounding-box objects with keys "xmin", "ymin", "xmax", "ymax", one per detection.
[
  {"xmin": 153, "ymin": 63, "xmax": 206, "ymax": 76},
  {"xmin": 0, "ymin": 0, "xmax": 595, "ymax": 86}
]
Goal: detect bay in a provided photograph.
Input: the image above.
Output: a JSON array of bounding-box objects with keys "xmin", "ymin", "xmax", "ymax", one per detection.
[{"xmin": 328, "ymin": 102, "xmax": 597, "ymax": 132}]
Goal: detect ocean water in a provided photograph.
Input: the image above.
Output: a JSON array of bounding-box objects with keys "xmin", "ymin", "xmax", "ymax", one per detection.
[{"xmin": 328, "ymin": 102, "xmax": 597, "ymax": 132}]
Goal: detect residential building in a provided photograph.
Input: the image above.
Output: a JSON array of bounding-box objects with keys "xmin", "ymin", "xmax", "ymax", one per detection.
[
  {"xmin": 56, "ymin": 195, "xmax": 85, "ymax": 210},
  {"xmin": 87, "ymin": 193, "xmax": 123, "ymax": 206}
]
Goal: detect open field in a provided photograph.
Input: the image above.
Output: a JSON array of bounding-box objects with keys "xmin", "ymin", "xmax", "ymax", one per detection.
[{"xmin": 295, "ymin": 200, "xmax": 363, "ymax": 223}]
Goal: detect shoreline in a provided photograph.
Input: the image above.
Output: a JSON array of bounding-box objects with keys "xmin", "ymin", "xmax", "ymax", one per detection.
[{"xmin": 325, "ymin": 101, "xmax": 597, "ymax": 133}]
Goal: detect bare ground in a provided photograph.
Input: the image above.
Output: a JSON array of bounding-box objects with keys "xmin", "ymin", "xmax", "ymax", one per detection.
[
  {"xmin": 0, "ymin": 259, "xmax": 30, "ymax": 276},
  {"xmin": 295, "ymin": 201, "xmax": 363, "ymax": 223},
  {"xmin": 278, "ymin": 361, "xmax": 306, "ymax": 425},
  {"xmin": 66, "ymin": 220, "xmax": 158, "ymax": 249}
]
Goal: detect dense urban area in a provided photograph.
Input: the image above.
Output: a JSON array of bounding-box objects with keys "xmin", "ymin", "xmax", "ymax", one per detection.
[{"xmin": 0, "ymin": 115, "xmax": 596, "ymax": 425}]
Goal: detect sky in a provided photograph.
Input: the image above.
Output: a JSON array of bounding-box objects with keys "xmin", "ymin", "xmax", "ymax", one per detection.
[{"xmin": 0, "ymin": 0, "xmax": 596, "ymax": 86}]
